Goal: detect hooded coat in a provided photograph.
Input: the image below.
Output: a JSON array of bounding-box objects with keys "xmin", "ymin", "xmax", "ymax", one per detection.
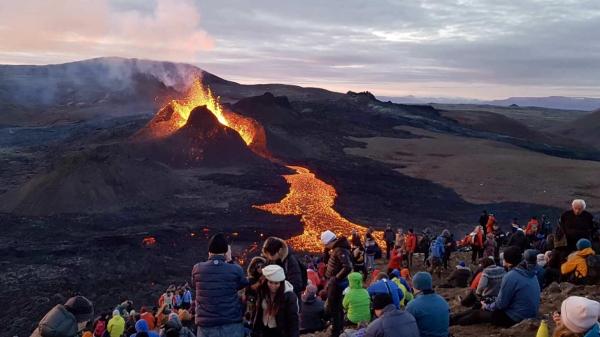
[
  {"xmin": 342, "ymin": 272, "xmax": 371, "ymax": 324},
  {"xmin": 107, "ymin": 314, "xmax": 125, "ymax": 337},
  {"xmin": 131, "ymin": 320, "xmax": 159, "ymax": 337},
  {"xmin": 262, "ymin": 237, "xmax": 305, "ymax": 295},
  {"xmin": 30, "ymin": 305, "xmax": 78, "ymax": 337},
  {"xmin": 561, "ymin": 247, "xmax": 596, "ymax": 278},
  {"xmin": 490, "ymin": 265, "xmax": 541, "ymax": 322},
  {"xmin": 325, "ymin": 237, "xmax": 353, "ymax": 282},
  {"xmin": 364, "ymin": 304, "xmax": 420, "ymax": 337}
]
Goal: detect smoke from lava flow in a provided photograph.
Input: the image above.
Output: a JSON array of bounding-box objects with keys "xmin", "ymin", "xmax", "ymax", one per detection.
[{"xmin": 149, "ymin": 79, "xmax": 382, "ymax": 252}]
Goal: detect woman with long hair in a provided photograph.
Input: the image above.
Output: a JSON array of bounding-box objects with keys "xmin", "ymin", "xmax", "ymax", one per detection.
[{"xmin": 252, "ymin": 265, "xmax": 299, "ymax": 337}]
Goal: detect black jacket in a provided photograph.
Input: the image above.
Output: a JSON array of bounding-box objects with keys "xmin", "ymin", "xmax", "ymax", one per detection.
[
  {"xmin": 507, "ymin": 231, "xmax": 529, "ymax": 253},
  {"xmin": 560, "ymin": 210, "xmax": 595, "ymax": 251},
  {"xmin": 384, "ymin": 229, "xmax": 395, "ymax": 243},
  {"xmin": 299, "ymin": 295, "xmax": 325, "ymax": 333},
  {"xmin": 325, "ymin": 237, "xmax": 353, "ymax": 281},
  {"xmin": 252, "ymin": 282, "xmax": 299, "ymax": 337}
]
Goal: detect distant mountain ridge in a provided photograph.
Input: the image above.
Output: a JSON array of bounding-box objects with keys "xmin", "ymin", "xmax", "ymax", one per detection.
[{"xmin": 381, "ymin": 95, "xmax": 600, "ymax": 111}]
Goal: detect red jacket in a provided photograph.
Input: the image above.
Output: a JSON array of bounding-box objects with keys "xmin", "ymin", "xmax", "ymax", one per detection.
[
  {"xmin": 307, "ymin": 269, "xmax": 321, "ymax": 288},
  {"xmin": 387, "ymin": 248, "xmax": 403, "ymax": 271},
  {"xmin": 472, "ymin": 231, "xmax": 484, "ymax": 248},
  {"xmin": 404, "ymin": 233, "xmax": 417, "ymax": 253},
  {"xmin": 486, "ymin": 215, "xmax": 496, "ymax": 234},
  {"xmin": 470, "ymin": 271, "xmax": 482, "ymax": 290}
]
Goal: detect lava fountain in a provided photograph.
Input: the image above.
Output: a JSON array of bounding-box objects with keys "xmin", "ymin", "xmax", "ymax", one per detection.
[{"xmin": 149, "ymin": 79, "xmax": 381, "ymax": 253}]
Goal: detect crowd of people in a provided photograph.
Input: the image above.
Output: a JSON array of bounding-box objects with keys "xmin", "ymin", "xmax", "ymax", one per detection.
[{"xmin": 30, "ymin": 199, "xmax": 600, "ymax": 337}]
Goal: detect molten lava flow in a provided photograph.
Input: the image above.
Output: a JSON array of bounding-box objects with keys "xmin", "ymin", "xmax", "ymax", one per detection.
[
  {"xmin": 145, "ymin": 78, "xmax": 381, "ymax": 253},
  {"xmin": 142, "ymin": 236, "xmax": 157, "ymax": 246},
  {"xmin": 254, "ymin": 166, "xmax": 384, "ymax": 253}
]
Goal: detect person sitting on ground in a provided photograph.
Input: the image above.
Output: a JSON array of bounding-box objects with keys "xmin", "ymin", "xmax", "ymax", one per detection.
[
  {"xmin": 452, "ymin": 246, "xmax": 541, "ymax": 327},
  {"xmin": 364, "ymin": 293, "xmax": 420, "ymax": 337},
  {"xmin": 524, "ymin": 249, "xmax": 545, "ymax": 289},
  {"xmin": 30, "ymin": 296, "xmax": 95, "ymax": 337},
  {"xmin": 126, "ymin": 311, "xmax": 140, "ymax": 337},
  {"xmin": 459, "ymin": 257, "xmax": 502, "ymax": 308},
  {"xmin": 131, "ymin": 319, "xmax": 160, "ymax": 337},
  {"xmin": 251, "ymin": 264, "xmax": 299, "ymax": 337},
  {"xmin": 406, "ymin": 272, "xmax": 450, "ymax": 337},
  {"xmin": 192, "ymin": 233, "xmax": 249, "ymax": 337},
  {"xmin": 507, "ymin": 228, "xmax": 529, "ymax": 253},
  {"xmin": 299, "ymin": 285, "xmax": 326, "ymax": 334},
  {"xmin": 440, "ymin": 261, "xmax": 471, "ymax": 288},
  {"xmin": 161, "ymin": 313, "xmax": 195, "ymax": 337},
  {"xmin": 551, "ymin": 296, "xmax": 600, "ymax": 337},
  {"xmin": 367, "ymin": 273, "xmax": 403, "ymax": 309},
  {"xmin": 107, "ymin": 310, "xmax": 125, "ymax": 337},
  {"xmin": 390, "ymin": 269, "xmax": 414, "ymax": 305},
  {"xmin": 262, "ymin": 236, "xmax": 306, "ymax": 300},
  {"xmin": 561, "ymin": 238, "xmax": 596, "ymax": 284},
  {"xmin": 343, "ymin": 272, "xmax": 371, "ymax": 325}
]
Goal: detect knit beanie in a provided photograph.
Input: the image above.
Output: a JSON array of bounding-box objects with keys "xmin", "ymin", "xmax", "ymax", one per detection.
[
  {"xmin": 524, "ymin": 249, "xmax": 538, "ymax": 264},
  {"xmin": 503, "ymin": 246, "xmax": 522, "ymax": 265},
  {"xmin": 208, "ymin": 233, "xmax": 229, "ymax": 254},
  {"xmin": 536, "ymin": 254, "xmax": 547, "ymax": 267},
  {"xmin": 577, "ymin": 238, "xmax": 592, "ymax": 250},
  {"xmin": 64, "ymin": 296, "xmax": 94, "ymax": 322},
  {"xmin": 372, "ymin": 293, "xmax": 393, "ymax": 310},
  {"xmin": 413, "ymin": 272, "xmax": 433, "ymax": 291},
  {"xmin": 262, "ymin": 264, "xmax": 286, "ymax": 282},
  {"xmin": 320, "ymin": 230, "xmax": 337, "ymax": 245},
  {"xmin": 561, "ymin": 296, "xmax": 600, "ymax": 333}
]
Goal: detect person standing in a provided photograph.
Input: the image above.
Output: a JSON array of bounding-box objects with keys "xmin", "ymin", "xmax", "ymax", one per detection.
[
  {"xmin": 320, "ymin": 230, "xmax": 353, "ymax": 337},
  {"xmin": 479, "ymin": 210, "xmax": 489, "ymax": 233},
  {"xmin": 384, "ymin": 224, "xmax": 395, "ymax": 260},
  {"xmin": 192, "ymin": 233, "xmax": 249, "ymax": 337},
  {"xmin": 365, "ymin": 228, "xmax": 377, "ymax": 272},
  {"xmin": 405, "ymin": 228, "xmax": 417, "ymax": 268},
  {"xmin": 556, "ymin": 199, "xmax": 595, "ymax": 260}
]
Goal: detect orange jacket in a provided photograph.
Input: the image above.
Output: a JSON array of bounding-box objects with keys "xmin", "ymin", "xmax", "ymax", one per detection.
[
  {"xmin": 486, "ymin": 215, "xmax": 496, "ymax": 234},
  {"xmin": 470, "ymin": 271, "xmax": 482, "ymax": 290},
  {"xmin": 561, "ymin": 248, "xmax": 595, "ymax": 278},
  {"xmin": 472, "ymin": 231, "xmax": 484, "ymax": 248},
  {"xmin": 140, "ymin": 312, "xmax": 156, "ymax": 330},
  {"xmin": 387, "ymin": 248, "xmax": 403, "ymax": 271},
  {"xmin": 404, "ymin": 233, "xmax": 417, "ymax": 253}
]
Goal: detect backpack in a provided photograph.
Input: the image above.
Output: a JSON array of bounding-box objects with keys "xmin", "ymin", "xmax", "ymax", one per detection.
[
  {"xmin": 94, "ymin": 320, "xmax": 106, "ymax": 337},
  {"xmin": 586, "ymin": 255, "xmax": 600, "ymax": 284},
  {"xmin": 430, "ymin": 237, "xmax": 445, "ymax": 258}
]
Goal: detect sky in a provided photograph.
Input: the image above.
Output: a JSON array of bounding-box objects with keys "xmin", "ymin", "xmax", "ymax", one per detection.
[{"xmin": 0, "ymin": 0, "xmax": 599, "ymax": 99}]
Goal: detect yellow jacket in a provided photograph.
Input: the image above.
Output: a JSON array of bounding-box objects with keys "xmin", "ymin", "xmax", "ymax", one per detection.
[
  {"xmin": 561, "ymin": 247, "xmax": 595, "ymax": 278},
  {"xmin": 107, "ymin": 315, "xmax": 125, "ymax": 337}
]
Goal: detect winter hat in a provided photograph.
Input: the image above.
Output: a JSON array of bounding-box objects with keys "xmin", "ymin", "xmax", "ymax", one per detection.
[
  {"xmin": 372, "ymin": 293, "xmax": 393, "ymax": 310},
  {"xmin": 262, "ymin": 264, "xmax": 286, "ymax": 282},
  {"xmin": 457, "ymin": 261, "xmax": 466, "ymax": 268},
  {"xmin": 135, "ymin": 319, "xmax": 149, "ymax": 332},
  {"xmin": 320, "ymin": 230, "xmax": 337, "ymax": 245},
  {"xmin": 561, "ymin": 296, "xmax": 600, "ymax": 333},
  {"xmin": 577, "ymin": 238, "xmax": 592, "ymax": 250},
  {"xmin": 64, "ymin": 296, "xmax": 94, "ymax": 322},
  {"xmin": 524, "ymin": 249, "xmax": 538, "ymax": 264},
  {"xmin": 390, "ymin": 269, "xmax": 401, "ymax": 279},
  {"xmin": 503, "ymin": 246, "xmax": 522, "ymax": 265},
  {"xmin": 413, "ymin": 272, "xmax": 433, "ymax": 291},
  {"xmin": 113, "ymin": 309, "xmax": 121, "ymax": 317},
  {"xmin": 208, "ymin": 233, "xmax": 229, "ymax": 254},
  {"xmin": 537, "ymin": 254, "xmax": 547, "ymax": 267}
]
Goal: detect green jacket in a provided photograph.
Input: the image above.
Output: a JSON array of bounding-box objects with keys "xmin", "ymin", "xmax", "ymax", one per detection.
[
  {"xmin": 392, "ymin": 277, "xmax": 413, "ymax": 306},
  {"xmin": 342, "ymin": 272, "xmax": 371, "ymax": 324}
]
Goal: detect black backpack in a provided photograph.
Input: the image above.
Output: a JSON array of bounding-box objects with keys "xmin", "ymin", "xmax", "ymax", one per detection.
[{"xmin": 586, "ymin": 255, "xmax": 600, "ymax": 284}]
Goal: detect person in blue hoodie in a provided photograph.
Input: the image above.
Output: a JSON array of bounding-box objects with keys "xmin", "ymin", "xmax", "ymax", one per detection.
[
  {"xmin": 130, "ymin": 319, "xmax": 160, "ymax": 337},
  {"xmin": 367, "ymin": 273, "xmax": 404, "ymax": 309},
  {"xmin": 451, "ymin": 246, "xmax": 540, "ymax": 327},
  {"xmin": 406, "ymin": 272, "xmax": 450, "ymax": 337}
]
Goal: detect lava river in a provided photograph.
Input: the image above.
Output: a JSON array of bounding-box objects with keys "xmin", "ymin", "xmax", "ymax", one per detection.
[{"xmin": 157, "ymin": 79, "xmax": 382, "ymax": 253}]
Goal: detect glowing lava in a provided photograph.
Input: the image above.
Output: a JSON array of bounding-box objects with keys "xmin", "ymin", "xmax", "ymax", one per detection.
[
  {"xmin": 148, "ymin": 79, "xmax": 381, "ymax": 253},
  {"xmin": 254, "ymin": 166, "xmax": 384, "ymax": 252}
]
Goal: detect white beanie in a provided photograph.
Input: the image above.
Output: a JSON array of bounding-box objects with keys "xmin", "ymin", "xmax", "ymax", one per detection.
[
  {"xmin": 561, "ymin": 296, "xmax": 600, "ymax": 333},
  {"xmin": 537, "ymin": 254, "xmax": 546, "ymax": 267},
  {"xmin": 320, "ymin": 230, "xmax": 337, "ymax": 245},
  {"xmin": 262, "ymin": 264, "xmax": 286, "ymax": 282},
  {"xmin": 113, "ymin": 309, "xmax": 120, "ymax": 317}
]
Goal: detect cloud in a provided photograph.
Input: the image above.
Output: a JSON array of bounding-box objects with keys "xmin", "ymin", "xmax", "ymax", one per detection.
[{"xmin": 0, "ymin": 0, "xmax": 213, "ymax": 64}]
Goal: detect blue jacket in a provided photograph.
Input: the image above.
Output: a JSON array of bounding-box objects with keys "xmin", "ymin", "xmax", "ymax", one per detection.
[
  {"xmin": 585, "ymin": 323, "xmax": 600, "ymax": 337},
  {"xmin": 182, "ymin": 290, "xmax": 192, "ymax": 303},
  {"xmin": 364, "ymin": 304, "xmax": 420, "ymax": 337},
  {"xmin": 488, "ymin": 265, "xmax": 540, "ymax": 322},
  {"xmin": 192, "ymin": 255, "xmax": 249, "ymax": 327},
  {"xmin": 406, "ymin": 290, "xmax": 450, "ymax": 337},
  {"xmin": 367, "ymin": 279, "xmax": 403, "ymax": 309},
  {"xmin": 130, "ymin": 320, "xmax": 159, "ymax": 337},
  {"xmin": 430, "ymin": 236, "xmax": 445, "ymax": 259}
]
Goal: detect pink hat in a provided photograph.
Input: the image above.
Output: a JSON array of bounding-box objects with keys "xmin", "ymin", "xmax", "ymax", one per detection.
[{"xmin": 561, "ymin": 296, "xmax": 600, "ymax": 333}]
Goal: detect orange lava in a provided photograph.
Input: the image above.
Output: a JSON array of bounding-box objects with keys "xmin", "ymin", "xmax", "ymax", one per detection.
[
  {"xmin": 254, "ymin": 166, "xmax": 384, "ymax": 253},
  {"xmin": 146, "ymin": 78, "xmax": 381, "ymax": 253},
  {"xmin": 142, "ymin": 236, "xmax": 157, "ymax": 246}
]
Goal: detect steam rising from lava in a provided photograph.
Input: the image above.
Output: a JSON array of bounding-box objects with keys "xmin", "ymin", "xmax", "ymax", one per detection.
[{"xmin": 148, "ymin": 79, "xmax": 381, "ymax": 252}]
